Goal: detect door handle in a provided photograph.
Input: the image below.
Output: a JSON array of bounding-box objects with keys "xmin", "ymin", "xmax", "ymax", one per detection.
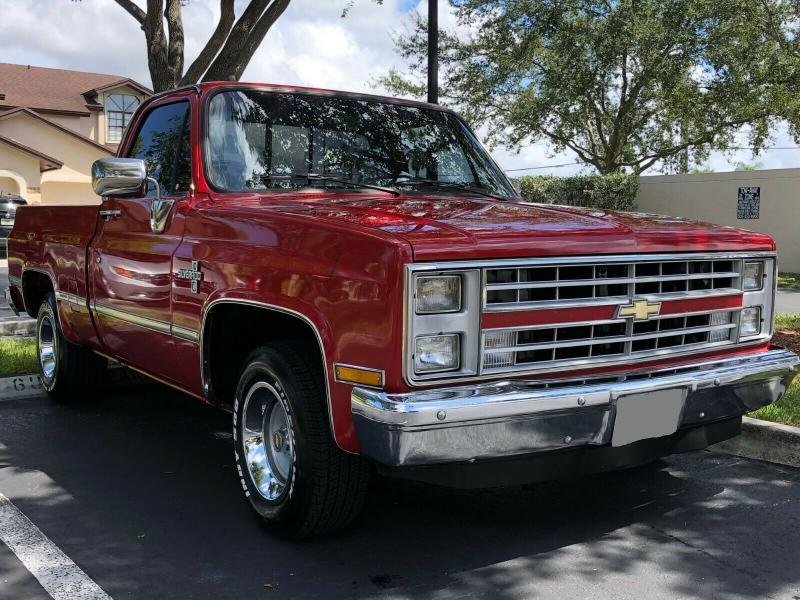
[{"xmin": 99, "ymin": 209, "xmax": 121, "ymax": 221}]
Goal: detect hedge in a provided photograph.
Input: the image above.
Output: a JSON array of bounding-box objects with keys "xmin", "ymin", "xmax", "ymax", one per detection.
[{"xmin": 515, "ymin": 173, "xmax": 638, "ymax": 211}]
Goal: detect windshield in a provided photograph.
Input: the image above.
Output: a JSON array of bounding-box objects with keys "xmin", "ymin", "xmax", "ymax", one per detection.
[{"xmin": 205, "ymin": 89, "xmax": 517, "ymax": 198}]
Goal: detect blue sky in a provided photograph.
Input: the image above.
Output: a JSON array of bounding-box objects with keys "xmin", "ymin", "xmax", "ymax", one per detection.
[{"xmin": 1, "ymin": 0, "xmax": 796, "ymax": 175}]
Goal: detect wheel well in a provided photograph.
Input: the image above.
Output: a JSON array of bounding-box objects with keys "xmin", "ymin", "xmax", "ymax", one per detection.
[
  {"xmin": 21, "ymin": 271, "xmax": 54, "ymax": 318},
  {"xmin": 203, "ymin": 303, "xmax": 326, "ymax": 411}
]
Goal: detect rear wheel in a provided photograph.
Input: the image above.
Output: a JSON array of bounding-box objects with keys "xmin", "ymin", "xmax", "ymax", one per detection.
[
  {"xmin": 233, "ymin": 342, "xmax": 370, "ymax": 539},
  {"xmin": 36, "ymin": 293, "xmax": 107, "ymax": 403}
]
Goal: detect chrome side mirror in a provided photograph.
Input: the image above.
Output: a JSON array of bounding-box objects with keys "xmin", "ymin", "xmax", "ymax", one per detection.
[
  {"xmin": 91, "ymin": 158, "xmax": 147, "ymax": 197},
  {"xmin": 91, "ymin": 157, "xmax": 174, "ymax": 234}
]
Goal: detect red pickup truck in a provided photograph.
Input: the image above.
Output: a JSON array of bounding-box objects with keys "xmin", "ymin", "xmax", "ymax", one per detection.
[{"xmin": 4, "ymin": 82, "xmax": 798, "ymax": 538}]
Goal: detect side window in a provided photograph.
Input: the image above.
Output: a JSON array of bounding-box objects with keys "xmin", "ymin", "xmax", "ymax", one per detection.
[{"xmin": 126, "ymin": 101, "xmax": 191, "ymax": 196}]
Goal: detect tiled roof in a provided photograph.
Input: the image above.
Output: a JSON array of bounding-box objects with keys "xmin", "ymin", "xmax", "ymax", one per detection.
[{"xmin": 0, "ymin": 63, "xmax": 151, "ymax": 115}]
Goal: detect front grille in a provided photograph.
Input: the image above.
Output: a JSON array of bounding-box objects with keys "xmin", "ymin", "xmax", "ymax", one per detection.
[
  {"xmin": 480, "ymin": 255, "xmax": 753, "ymax": 375},
  {"xmin": 485, "ymin": 258, "xmax": 741, "ymax": 307},
  {"xmin": 483, "ymin": 310, "xmax": 737, "ymax": 372}
]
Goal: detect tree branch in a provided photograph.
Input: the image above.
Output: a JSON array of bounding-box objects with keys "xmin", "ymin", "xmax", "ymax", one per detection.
[
  {"xmin": 180, "ymin": 0, "xmax": 235, "ymax": 85},
  {"xmin": 113, "ymin": 0, "xmax": 146, "ymax": 25},
  {"xmin": 165, "ymin": 0, "xmax": 184, "ymax": 86},
  {"xmin": 231, "ymin": 0, "xmax": 291, "ymax": 80},
  {"xmin": 203, "ymin": 0, "xmax": 272, "ymax": 81},
  {"xmin": 204, "ymin": 0, "xmax": 291, "ymax": 81},
  {"xmin": 143, "ymin": 0, "xmax": 171, "ymax": 91}
]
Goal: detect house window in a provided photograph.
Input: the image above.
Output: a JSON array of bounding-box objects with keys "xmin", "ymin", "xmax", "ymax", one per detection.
[{"xmin": 106, "ymin": 94, "xmax": 140, "ymax": 143}]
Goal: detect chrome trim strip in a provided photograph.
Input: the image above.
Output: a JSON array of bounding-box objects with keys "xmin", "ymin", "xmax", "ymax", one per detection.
[
  {"xmin": 93, "ymin": 301, "xmax": 172, "ymax": 335},
  {"xmin": 352, "ymin": 348, "xmax": 799, "ymax": 466},
  {"xmin": 92, "ymin": 301, "xmax": 200, "ymax": 343},
  {"xmin": 199, "ymin": 299, "xmax": 345, "ymax": 452},
  {"xmin": 171, "ymin": 324, "xmax": 200, "ymax": 343},
  {"xmin": 54, "ymin": 290, "xmax": 86, "ymax": 309}
]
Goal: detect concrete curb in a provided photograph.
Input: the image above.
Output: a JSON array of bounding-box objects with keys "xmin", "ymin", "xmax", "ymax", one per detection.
[
  {"xmin": 712, "ymin": 416, "xmax": 800, "ymax": 468},
  {"xmin": 0, "ymin": 318, "xmax": 35, "ymax": 337},
  {"xmin": 0, "ymin": 367, "xmax": 149, "ymax": 402},
  {"xmin": 0, "ymin": 374, "xmax": 45, "ymax": 401}
]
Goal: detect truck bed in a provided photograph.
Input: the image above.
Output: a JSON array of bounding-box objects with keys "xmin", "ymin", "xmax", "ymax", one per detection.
[{"xmin": 7, "ymin": 205, "xmax": 99, "ymax": 318}]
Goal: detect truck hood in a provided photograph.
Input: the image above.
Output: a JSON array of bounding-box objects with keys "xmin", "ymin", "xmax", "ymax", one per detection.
[{"xmin": 241, "ymin": 192, "xmax": 775, "ymax": 261}]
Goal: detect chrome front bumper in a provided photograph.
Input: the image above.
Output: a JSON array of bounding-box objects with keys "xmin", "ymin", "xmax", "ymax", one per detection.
[{"xmin": 351, "ymin": 348, "xmax": 799, "ymax": 467}]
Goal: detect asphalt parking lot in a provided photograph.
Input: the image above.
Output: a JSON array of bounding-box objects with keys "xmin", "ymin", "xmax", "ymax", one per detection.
[{"xmin": 0, "ymin": 384, "xmax": 799, "ymax": 599}]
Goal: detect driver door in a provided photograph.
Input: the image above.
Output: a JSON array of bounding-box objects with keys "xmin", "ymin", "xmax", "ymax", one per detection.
[{"xmin": 90, "ymin": 100, "xmax": 192, "ymax": 378}]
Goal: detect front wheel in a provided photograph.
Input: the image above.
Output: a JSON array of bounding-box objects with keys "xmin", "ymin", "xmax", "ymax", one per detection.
[
  {"xmin": 233, "ymin": 342, "xmax": 370, "ymax": 539},
  {"xmin": 36, "ymin": 293, "xmax": 107, "ymax": 403}
]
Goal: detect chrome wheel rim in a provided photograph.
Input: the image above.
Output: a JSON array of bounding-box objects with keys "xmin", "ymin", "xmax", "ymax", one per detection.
[
  {"xmin": 241, "ymin": 381, "xmax": 293, "ymax": 501},
  {"xmin": 38, "ymin": 315, "xmax": 57, "ymax": 384}
]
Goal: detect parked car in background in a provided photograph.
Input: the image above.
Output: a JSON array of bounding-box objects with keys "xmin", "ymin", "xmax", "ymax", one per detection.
[
  {"xmin": 4, "ymin": 82, "xmax": 799, "ymax": 539},
  {"xmin": 0, "ymin": 194, "xmax": 26, "ymax": 253}
]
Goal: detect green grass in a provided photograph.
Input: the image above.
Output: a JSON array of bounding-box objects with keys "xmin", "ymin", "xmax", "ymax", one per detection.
[
  {"xmin": 0, "ymin": 338, "xmax": 38, "ymax": 377},
  {"xmin": 775, "ymin": 313, "xmax": 800, "ymax": 329},
  {"xmin": 778, "ymin": 272, "xmax": 800, "ymax": 290},
  {"xmin": 749, "ymin": 313, "xmax": 800, "ymax": 427},
  {"xmin": 750, "ymin": 380, "xmax": 800, "ymax": 427}
]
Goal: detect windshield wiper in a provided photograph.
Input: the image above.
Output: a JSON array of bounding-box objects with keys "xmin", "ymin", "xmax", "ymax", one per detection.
[
  {"xmin": 262, "ymin": 173, "xmax": 400, "ymax": 197},
  {"xmin": 394, "ymin": 177, "xmax": 506, "ymax": 201}
]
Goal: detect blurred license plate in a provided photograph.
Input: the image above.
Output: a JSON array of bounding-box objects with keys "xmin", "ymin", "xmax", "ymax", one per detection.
[
  {"xmin": 0, "ymin": 219, "xmax": 13, "ymax": 226},
  {"xmin": 612, "ymin": 388, "xmax": 686, "ymax": 447}
]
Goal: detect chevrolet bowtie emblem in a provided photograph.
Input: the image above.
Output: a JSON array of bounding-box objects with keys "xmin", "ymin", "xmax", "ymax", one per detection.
[{"xmin": 617, "ymin": 299, "xmax": 662, "ymax": 321}]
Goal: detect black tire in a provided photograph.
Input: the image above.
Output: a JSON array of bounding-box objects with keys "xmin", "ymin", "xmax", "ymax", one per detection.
[
  {"xmin": 36, "ymin": 292, "xmax": 107, "ymax": 404},
  {"xmin": 233, "ymin": 342, "xmax": 370, "ymax": 539}
]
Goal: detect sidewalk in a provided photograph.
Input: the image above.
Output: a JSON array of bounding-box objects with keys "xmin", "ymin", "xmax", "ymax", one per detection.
[
  {"xmin": 0, "ymin": 259, "xmax": 36, "ymax": 336},
  {"xmin": 776, "ymin": 289, "xmax": 800, "ymax": 315}
]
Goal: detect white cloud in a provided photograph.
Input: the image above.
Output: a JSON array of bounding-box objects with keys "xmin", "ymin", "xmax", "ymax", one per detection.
[{"xmin": 1, "ymin": 0, "xmax": 796, "ymax": 174}]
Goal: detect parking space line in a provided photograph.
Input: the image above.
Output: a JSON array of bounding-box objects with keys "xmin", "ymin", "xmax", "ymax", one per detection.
[{"xmin": 0, "ymin": 492, "xmax": 111, "ymax": 600}]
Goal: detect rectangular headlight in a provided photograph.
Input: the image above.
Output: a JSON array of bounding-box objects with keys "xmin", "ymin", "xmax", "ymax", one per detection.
[
  {"xmin": 415, "ymin": 275, "xmax": 461, "ymax": 314},
  {"xmin": 740, "ymin": 306, "xmax": 762, "ymax": 337},
  {"xmin": 414, "ymin": 334, "xmax": 460, "ymax": 373},
  {"xmin": 743, "ymin": 261, "xmax": 764, "ymax": 291}
]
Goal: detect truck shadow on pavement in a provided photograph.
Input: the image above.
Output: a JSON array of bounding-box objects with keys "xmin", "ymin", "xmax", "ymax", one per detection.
[{"xmin": 0, "ymin": 383, "xmax": 799, "ymax": 599}]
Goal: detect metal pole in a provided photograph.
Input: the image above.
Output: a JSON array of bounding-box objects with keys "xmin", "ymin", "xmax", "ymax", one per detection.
[{"xmin": 427, "ymin": 0, "xmax": 438, "ymax": 104}]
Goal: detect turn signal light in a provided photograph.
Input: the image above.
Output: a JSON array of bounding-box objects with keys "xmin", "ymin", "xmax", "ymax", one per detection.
[{"xmin": 335, "ymin": 364, "xmax": 384, "ymax": 387}]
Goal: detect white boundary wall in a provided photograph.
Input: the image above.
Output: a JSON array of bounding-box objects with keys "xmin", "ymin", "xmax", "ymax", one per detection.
[{"xmin": 637, "ymin": 169, "xmax": 800, "ymax": 273}]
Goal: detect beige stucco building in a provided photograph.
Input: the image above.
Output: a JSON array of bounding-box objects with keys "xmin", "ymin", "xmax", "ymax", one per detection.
[
  {"xmin": 637, "ymin": 169, "xmax": 800, "ymax": 272},
  {"xmin": 0, "ymin": 63, "xmax": 150, "ymax": 205}
]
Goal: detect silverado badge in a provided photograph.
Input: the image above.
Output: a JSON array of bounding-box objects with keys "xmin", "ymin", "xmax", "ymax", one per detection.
[
  {"xmin": 177, "ymin": 260, "xmax": 204, "ymax": 293},
  {"xmin": 616, "ymin": 298, "xmax": 661, "ymax": 321}
]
